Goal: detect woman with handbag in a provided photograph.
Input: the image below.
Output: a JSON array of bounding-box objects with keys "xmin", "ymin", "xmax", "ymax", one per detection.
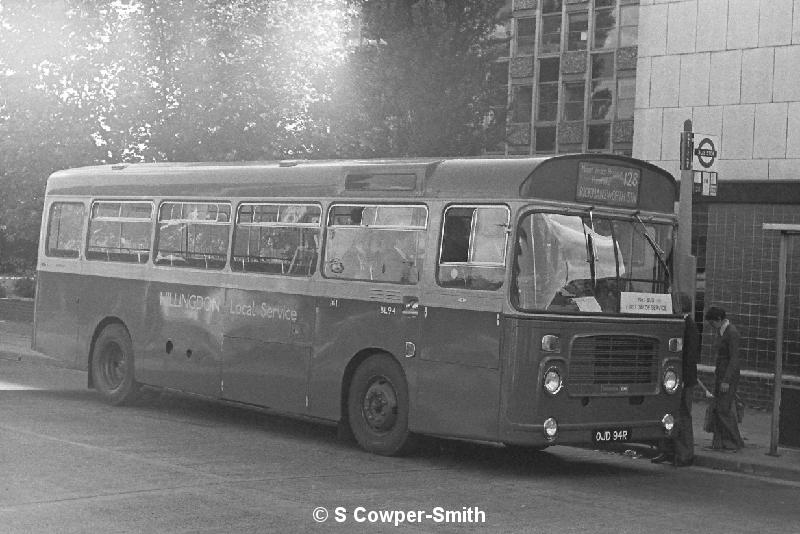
[{"xmin": 704, "ymin": 306, "xmax": 745, "ymax": 452}]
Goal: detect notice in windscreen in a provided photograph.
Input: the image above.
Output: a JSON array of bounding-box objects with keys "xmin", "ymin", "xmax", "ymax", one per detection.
[{"xmin": 619, "ymin": 292, "xmax": 673, "ymax": 315}]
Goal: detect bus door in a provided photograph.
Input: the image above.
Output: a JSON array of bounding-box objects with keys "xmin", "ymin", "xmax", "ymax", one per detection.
[
  {"xmin": 34, "ymin": 200, "xmax": 86, "ymax": 365},
  {"xmin": 414, "ymin": 205, "xmax": 509, "ymax": 440}
]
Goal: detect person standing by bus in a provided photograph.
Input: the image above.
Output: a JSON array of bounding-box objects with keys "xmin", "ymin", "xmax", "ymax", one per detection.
[
  {"xmin": 652, "ymin": 294, "xmax": 699, "ymax": 466},
  {"xmin": 704, "ymin": 306, "xmax": 745, "ymax": 452}
]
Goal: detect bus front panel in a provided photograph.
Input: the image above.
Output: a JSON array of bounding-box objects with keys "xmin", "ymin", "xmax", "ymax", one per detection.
[{"xmin": 500, "ymin": 316, "xmax": 684, "ymax": 447}]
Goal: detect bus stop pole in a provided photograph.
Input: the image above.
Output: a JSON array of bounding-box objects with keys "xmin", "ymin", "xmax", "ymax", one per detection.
[
  {"xmin": 768, "ymin": 231, "xmax": 788, "ymax": 456},
  {"xmin": 677, "ymin": 120, "xmax": 696, "ymax": 307},
  {"xmin": 762, "ymin": 224, "xmax": 800, "ymax": 455}
]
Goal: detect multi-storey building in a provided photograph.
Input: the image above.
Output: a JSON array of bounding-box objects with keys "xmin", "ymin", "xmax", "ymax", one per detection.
[
  {"xmin": 506, "ymin": 0, "xmax": 800, "ymax": 409},
  {"xmin": 501, "ymin": 0, "xmax": 640, "ymax": 156}
]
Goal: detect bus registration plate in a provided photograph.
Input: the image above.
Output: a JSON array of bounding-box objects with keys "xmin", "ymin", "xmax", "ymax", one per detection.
[{"xmin": 592, "ymin": 428, "xmax": 631, "ymax": 443}]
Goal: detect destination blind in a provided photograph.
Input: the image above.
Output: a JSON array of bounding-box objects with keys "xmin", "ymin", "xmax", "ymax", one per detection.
[{"xmin": 575, "ymin": 162, "xmax": 640, "ymax": 208}]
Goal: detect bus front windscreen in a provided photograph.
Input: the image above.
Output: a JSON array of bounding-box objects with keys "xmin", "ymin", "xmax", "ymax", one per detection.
[{"xmin": 512, "ymin": 211, "xmax": 674, "ymax": 314}]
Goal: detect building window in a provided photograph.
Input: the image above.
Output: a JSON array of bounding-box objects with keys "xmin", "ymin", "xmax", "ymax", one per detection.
[
  {"xmin": 619, "ymin": 4, "xmax": 638, "ymax": 47},
  {"xmin": 517, "ymin": 17, "xmax": 536, "ymax": 55},
  {"xmin": 591, "ymin": 53, "xmax": 614, "ymax": 120},
  {"xmin": 563, "ymin": 81, "xmax": 586, "ymax": 121},
  {"xmin": 593, "ymin": 1, "xmax": 617, "ymax": 50},
  {"xmin": 538, "ymin": 84, "xmax": 559, "ymax": 122},
  {"xmin": 591, "ymin": 83, "xmax": 613, "ymax": 120},
  {"xmin": 567, "ymin": 12, "xmax": 588, "ymax": 51},
  {"xmin": 540, "ymin": 13, "xmax": 562, "ymax": 54},
  {"xmin": 512, "ymin": 84, "xmax": 533, "ymax": 122},
  {"xmin": 616, "ymin": 76, "xmax": 635, "ymax": 119},
  {"xmin": 537, "ymin": 58, "xmax": 560, "ymax": 122},
  {"xmin": 588, "ymin": 124, "xmax": 610, "ymax": 150},
  {"xmin": 591, "ymin": 52, "xmax": 614, "ymax": 78},
  {"xmin": 540, "ymin": 57, "xmax": 560, "ymax": 82},
  {"xmin": 542, "ymin": 0, "xmax": 563, "ymax": 12},
  {"xmin": 535, "ymin": 126, "xmax": 557, "ymax": 152}
]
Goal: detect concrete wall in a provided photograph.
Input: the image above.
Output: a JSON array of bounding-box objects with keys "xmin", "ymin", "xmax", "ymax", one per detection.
[{"xmin": 634, "ymin": 0, "xmax": 800, "ymax": 182}]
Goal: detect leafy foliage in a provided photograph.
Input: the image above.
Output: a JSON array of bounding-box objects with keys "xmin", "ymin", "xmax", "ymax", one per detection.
[
  {"xmin": 313, "ymin": 0, "xmax": 509, "ymax": 158},
  {"xmin": 0, "ymin": 0, "xmax": 508, "ymax": 273}
]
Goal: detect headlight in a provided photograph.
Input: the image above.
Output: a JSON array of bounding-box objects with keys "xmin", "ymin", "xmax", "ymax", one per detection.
[
  {"xmin": 543, "ymin": 367, "xmax": 563, "ymax": 395},
  {"xmin": 662, "ymin": 368, "xmax": 679, "ymax": 394},
  {"xmin": 668, "ymin": 337, "xmax": 683, "ymax": 352},
  {"xmin": 541, "ymin": 334, "xmax": 561, "ymax": 353},
  {"xmin": 662, "ymin": 413, "xmax": 675, "ymax": 434},
  {"xmin": 543, "ymin": 417, "xmax": 558, "ymax": 441}
]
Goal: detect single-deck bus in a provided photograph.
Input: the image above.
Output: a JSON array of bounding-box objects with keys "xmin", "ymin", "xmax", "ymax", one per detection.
[{"xmin": 34, "ymin": 154, "xmax": 685, "ymax": 455}]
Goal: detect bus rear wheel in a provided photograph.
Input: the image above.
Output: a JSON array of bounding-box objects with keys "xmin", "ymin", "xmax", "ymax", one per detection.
[
  {"xmin": 348, "ymin": 354, "xmax": 414, "ymax": 456},
  {"xmin": 91, "ymin": 324, "xmax": 140, "ymax": 405}
]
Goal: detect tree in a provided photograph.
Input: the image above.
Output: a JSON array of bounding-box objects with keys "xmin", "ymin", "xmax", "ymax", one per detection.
[
  {"xmin": 0, "ymin": 0, "xmax": 351, "ymax": 272},
  {"xmin": 137, "ymin": 0, "xmax": 351, "ymax": 161},
  {"xmin": 312, "ymin": 0, "xmax": 509, "ymax": 158},
  {"xmin": 0, "ymin": 0, "xmax": 508, "ymax": 272},
  {"xmin": 0, "ymin": 2, "xmax": 118, "ymax": 272}
]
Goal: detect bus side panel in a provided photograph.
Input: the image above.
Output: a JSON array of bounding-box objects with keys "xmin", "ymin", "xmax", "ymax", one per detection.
[
  {"xmin": 221, "ymin": 288, "xmax": 314, "ymax": 413},
  {"xmin": 308, "ymin": 295, "xmax": 420, "ymax": 422},
  {"xmin": 413, "ymin": 305, "xmax": 501, "ymax": 441},
  {"xmin": 76, "ymin": 273, "xmax": 161, "ymax": 380},
  {"xmin": 33, "ymin": 270, "xmax": 82, "ymax": 367},
  {"xmin": 499, "ymin": 317, "xmax": 684, "ymax": 446},
  {"xmin": 146, "ymin": 282, "xmax": 226, "ymax": 397}
]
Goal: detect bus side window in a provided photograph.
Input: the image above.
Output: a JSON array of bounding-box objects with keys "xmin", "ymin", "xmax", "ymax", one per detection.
[
  {"xmin": 323, "ymin": 204, "xmax": 427, "ymax": 284},
  {"xmin": 86, "ymin": 201, "xmax": 153, "ymax": 264},
  {"xmin": 231, "ymin": 203, "xmax": 321, "ymax": 276},
  {"xmin": 438, "ymin": 205, "xmax": 509, "ymax": 291},
  {"xmin": 45, "ymin": 202, "xmax": 85, "ymax": 259},
  {"xmin": 155, "ymin": 202, "xmax": 231, "ymax": 270}
]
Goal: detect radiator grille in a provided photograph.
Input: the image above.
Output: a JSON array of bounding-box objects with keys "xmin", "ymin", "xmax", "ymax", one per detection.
[{"xmin": 568, "ymin": 335, "xmax": 659, "ymax": 395}]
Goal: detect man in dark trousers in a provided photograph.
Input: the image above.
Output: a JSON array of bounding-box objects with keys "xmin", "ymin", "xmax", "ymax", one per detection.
[
  {"xmin": 704, "ymin": 305, "xmax": 745, "ymax": 451},
  {"xmin": 652, "ymin": 294, "xmax": 699, "ymax": 466}
]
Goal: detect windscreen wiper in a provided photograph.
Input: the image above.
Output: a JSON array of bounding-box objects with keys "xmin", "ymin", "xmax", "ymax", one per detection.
[
  {"xmin": 581, "ymin": 209, "xmax": 596, "ymax": 286},
  {"xmin": 634, "ymin": 213, "xmax": 671, "ymax": 286}
]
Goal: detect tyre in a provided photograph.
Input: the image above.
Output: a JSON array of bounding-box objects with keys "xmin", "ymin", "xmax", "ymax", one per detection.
[
  {"xmin": 91, "ymin": 323, "xmax": 140, "ymax": 405},
  {"xmin": 348, "ymin": 354, "xmax": 415, "ymax": 456}
]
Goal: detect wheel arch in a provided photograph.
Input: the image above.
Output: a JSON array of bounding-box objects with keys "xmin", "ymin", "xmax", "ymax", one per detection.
[{"xmin": 87, "ymin": 316, "xmax": 129, "ymax": 389}]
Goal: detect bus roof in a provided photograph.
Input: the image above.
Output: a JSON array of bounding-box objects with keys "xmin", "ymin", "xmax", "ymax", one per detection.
[{"xmin": 46, "ymin": 154, "xmax": 676, "ymax": 208}]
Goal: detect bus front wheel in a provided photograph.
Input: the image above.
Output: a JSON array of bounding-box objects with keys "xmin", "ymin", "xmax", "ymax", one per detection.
[
  {"xmin": 91, "ymin": 324, "xmax": 140, "ymax": 405},
  {"xmin": 348, "ymin": 354, "xmax": 415, "ymax": 456}
]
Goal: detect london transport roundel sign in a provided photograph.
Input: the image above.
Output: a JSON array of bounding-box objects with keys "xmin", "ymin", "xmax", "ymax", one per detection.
[{"xmin": 693, "ymin": 134, "xmax": 719, "ymax": 172}]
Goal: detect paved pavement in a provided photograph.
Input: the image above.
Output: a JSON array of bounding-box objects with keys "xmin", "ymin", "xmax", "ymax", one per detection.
[
  {"xmin": 1, "ymin": 297, "xmax": 799, "ymax": 483},
  {"xmin": 631, "ymin": 398, "xmax": 800, "ymax": 483}
]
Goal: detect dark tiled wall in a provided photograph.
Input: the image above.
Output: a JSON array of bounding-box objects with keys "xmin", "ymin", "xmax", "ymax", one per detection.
[
  {"xmin": 693, "ymin": 371, "xmax": 783, "ymax": 411},
  {"xmin": 700, "ymin": 204, "xmax": 800, "ymax": 399}
]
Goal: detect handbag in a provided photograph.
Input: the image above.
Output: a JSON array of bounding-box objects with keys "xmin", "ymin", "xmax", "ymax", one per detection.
[{"xmin": 703, "ymin": 400, "xmax": 716, "ymax": 433}]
